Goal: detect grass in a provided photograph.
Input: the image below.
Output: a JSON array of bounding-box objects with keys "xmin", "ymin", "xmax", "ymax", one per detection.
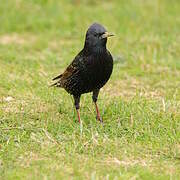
[{"xmin": 0, "ymin": 0, "xmax": 180, "ymax": 179}]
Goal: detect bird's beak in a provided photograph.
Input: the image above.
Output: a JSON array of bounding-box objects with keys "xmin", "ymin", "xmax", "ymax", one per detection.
[{"xmin": 101, "ymin": 32, "xmax": 114, "ymax": 39}]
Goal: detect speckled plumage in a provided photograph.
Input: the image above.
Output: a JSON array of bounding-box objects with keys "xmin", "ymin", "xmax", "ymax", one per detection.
[{"xmin": 51, "ymin": 23, "xmax": 114, "ymax": 123}]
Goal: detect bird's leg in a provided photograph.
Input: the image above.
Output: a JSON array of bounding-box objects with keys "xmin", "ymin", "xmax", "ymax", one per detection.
[
  {"xmin": 74, "ymin": 96, "xmax": 81, "ymax": 123},
  {"xmin": 92, "ymin": 89, "xmax": 103, "ymax": 123}
]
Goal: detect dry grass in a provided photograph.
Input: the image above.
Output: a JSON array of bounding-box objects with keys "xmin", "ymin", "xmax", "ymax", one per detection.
[
  {"xmin": 0, "ymin": 33, "xmax": 36, "ymax": 45},
  {"xmin": 0, "ymin": 0, "xmax": 180, "ymax": 179}
]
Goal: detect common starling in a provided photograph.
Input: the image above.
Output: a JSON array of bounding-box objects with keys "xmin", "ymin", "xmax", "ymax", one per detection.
[{"xmin": 51, "ymin": 23, "xmax": 114, "ymax": 123}]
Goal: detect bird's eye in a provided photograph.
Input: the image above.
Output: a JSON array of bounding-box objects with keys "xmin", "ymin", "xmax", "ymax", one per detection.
[
  {"xmin": 94, "ymin": 33, "xmax": 104, "ymax": 38},
  {"xmin": 94, "ymin": 33, "xmax": 98, "ymax": 37},
  {"xmin": 99, "ymin": 33, "xmax": 104, "ymax": 36}
]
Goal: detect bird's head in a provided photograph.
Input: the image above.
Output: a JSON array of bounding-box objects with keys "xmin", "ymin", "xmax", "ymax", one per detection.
[{"xmin": 84, "ymin": 23, "xmax": 114, "ymax": 51}]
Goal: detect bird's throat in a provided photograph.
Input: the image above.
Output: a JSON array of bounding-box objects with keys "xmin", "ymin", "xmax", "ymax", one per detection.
[{"xmin": 84, "ymin": 45, "xmax": 107, "ymax": 55}]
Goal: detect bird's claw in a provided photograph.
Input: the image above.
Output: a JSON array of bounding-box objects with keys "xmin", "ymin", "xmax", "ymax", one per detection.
[{"xmin": 96, "ymin": 115, "xmax": 103, "ymax": 123}]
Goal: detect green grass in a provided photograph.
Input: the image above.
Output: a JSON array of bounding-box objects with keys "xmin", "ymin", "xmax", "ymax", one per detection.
[{"xmin": 0, "ymin": 0, "xmax": 180, "ymax": 179}]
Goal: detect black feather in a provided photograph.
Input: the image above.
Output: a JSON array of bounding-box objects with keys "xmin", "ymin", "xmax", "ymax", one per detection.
[
  {"xmin": 52, "ymin": 74, "xmax": 62, "ymax": 81},
  {"xmin": 51, "ymin": 23, "xmax": 113, "ymax": 97}
]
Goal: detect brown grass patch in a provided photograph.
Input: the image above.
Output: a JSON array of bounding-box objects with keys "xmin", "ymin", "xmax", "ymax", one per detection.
[
  {"xmin": 102, "ymin": 157, "xmax": 149, "ymax": 167},
  {"xmin": 0, "ymin": 33, "xmax": 36, "ymax": 45},
  {"xmin": 102, "ymin": 77, "xmax": 164, "ymax": 100},
  {"xmin": 18, "ymin": 151, "xmax": 46, "ymax": 168},
  {"xmin": 1, "ymin": 95, "xmax": 50, "ymax": 114}
]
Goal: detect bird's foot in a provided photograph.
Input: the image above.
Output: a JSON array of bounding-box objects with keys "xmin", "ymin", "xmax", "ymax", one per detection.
[{"xmin": 96, "ymin": 115, "xmax": 103, "ymax": 123}]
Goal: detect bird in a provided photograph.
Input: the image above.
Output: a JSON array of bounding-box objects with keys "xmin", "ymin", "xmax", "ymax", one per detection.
[{"xmin": 51, "ymin": 23, "xmax": 114, "ymax": 123}]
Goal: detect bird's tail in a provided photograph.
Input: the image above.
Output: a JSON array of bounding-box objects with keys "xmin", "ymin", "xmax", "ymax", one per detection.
[
  {"xmin": 49, "ymin": 81, "xmax": 59, "ymax": 87},
  {"xmin": 52, "ymin": 74, "xmax": 62, "ymax": 81},
  {"xmin": 49, "ymin": 74, "xmax": 63, "ymax": 87}
]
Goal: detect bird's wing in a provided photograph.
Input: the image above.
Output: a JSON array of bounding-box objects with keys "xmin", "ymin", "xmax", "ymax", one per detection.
[
  {"xmin": 51, "ymin": 50, "xmax": 84, "ymax": 87},
  {"xmin": 61, "ymin": 51, "xmax": 84, "ymax": 80}
]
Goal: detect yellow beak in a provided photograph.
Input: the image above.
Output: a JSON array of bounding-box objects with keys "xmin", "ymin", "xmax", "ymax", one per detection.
[{"xmin": 101, "ymin": 32, "xmax": 114, "ymax": 39}]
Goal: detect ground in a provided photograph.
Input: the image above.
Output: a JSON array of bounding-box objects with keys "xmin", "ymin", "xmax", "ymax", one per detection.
[{"xmin": 0, "ymin": 0, "xmax": 180, "ymax": 179}]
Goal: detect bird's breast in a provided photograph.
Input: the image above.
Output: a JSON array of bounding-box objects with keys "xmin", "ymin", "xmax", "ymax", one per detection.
[{"xmin": 82, "ymin": 51, "xmax": 113, "ymax": 91}]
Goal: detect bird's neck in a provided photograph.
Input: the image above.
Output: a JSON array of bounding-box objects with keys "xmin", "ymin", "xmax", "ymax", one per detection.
[{"xmin": 84, "ymin": 45, "xmax": 107, "ymax": 55}]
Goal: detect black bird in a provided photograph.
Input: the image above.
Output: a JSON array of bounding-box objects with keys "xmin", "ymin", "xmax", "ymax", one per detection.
[{"xmin": 51, "ymin": 23, "xmax": 114, "ymax": 123}]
